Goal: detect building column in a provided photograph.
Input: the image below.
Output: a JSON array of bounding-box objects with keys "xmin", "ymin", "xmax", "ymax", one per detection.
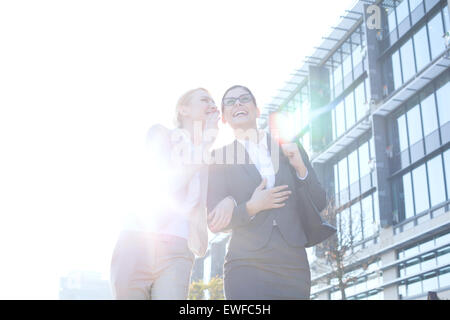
[
  {"xmin": 363, "ymin": 3, "xmax": 388, "ymax": 104},
  {"xmin": 372, "ymin": 114, "xmax": 393, "ymax": 228},
  {"xmin": 380, "ymin": 245, "xmax": 398, "ymax": 300},
  {"xmin": 309, "ymin": 65, "xmax": 332, "ymax": 153}
]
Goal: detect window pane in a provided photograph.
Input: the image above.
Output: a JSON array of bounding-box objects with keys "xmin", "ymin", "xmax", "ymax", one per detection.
[
  {"xmin": 436, "ymin": 232, "xmax": 450, "ymax": 247},
  {"xmin": 439, "ymin": 267, "xmax": 450, "ymax": 289},
  {"xmin": 334, "ymin": 164, "xmax": 339, "ymax": 197},
  {"xmin": 412, "ymin": 164, "xmax": 430, "ymax": 214},
  {"xmin": 403, "ymin": 172, "xmax": 415, "ymax": 219},
  {"xmin": 373, "ymin": 191, "xmax": 380, "ymax": 227},
  {"xmin": 407, "ymin": 277, "xmax": 422, "ymax": 297},
  {"xmin": 336, "ymin": 211, "xmax": 342, "ymax": 244},
  {"xmin": 413, "ymin": 26, "xmax": 431, "ymax": 71},
  {"xmin": 409, "ymin": 0, "xmax": 423, "ymax": 12},
  {"xmin": 422, "ymin": 272, "xmax": 438, "ymax": 292},
  {"xmin": 332, "ymin": 108, "xmax": 337, "ymax": 140},
  {"xmin": 400, "ymin": 39, "xmax": 416, "ymax": 82},
  {"xmin": 342, "ymin": 51, "xmax": 352, "ymax": 78},
  {"xmin": 339, "ymin": 157, "xmax": 349, "ymax": 190},
  {"xmin": 445, "ymin": 150, "xmax": 450, "ymax": 200},
  {"xmin": 349, "ymin": 150, "xmax": 359, "ymax": 184},
  {"xmin": 369, "ymin": 137, "xmax": 375, "ymax": 160},
  {"xmin": 398, "ymin": 282, "xmax": 406, "ymax": 298},
  {"xmin": 397, "ymin": 114, "xmax": 409, "ymax": 152},
  {"xmin": 339, "ymin": 209, "xmax": 351, "ymax": 245},
  {"xmin": 406, "ymin": 258, "xmax": 421, "ymax": 276},
  {"xmin": 406, "ymin": 258, "xmax": 420, "ymax": 275},
  {"xmin": 392, "ymin": 51, "xmax": 403, "ymax": 90},
  {"xmin": 420, "ymin": 93, "xmax": 438, "ymax": 136},
  {"xmin": 333, "ymin": 52, "xmax": 343, "ymax": 83},
  {"xmin": 330, "ymin": 290, "xmax": 342, "ymax": 300},
  {"xmin": 345, "ymin": 92, "xmax": 356, "ymax": 130},
  {"xmin": 359, "ymin": 142, "xmax": 370, "ymax": 177},
  {"xmin": 421, "ymin": 252, "xmax": 437, "ymax": 270},
  {"xmin": 420, "ymin": 239, "xmax": 435, "ymax": 252},
  {"xmin": 396, "ymin": 0, "xmax": 410, "ymax": 24},
  {"xmin": 355, "ymin": 82, "xmax": 367, "ymax": 121},
  {"xmin": 353, "ymin": 44, "xmax": 363, "ymax": 68},
  {"xmin": 428, "ymin": 12, "xmax": 445, "ymax": 60},
  {"xmin": 436, "ymin": 81, "xmax": 450, "ymax": 126},
  {"xmin": 362, "ymin": 195, "xmax": 374, "ymax": 238},
  {"xmin": 351, "ymin": 202, "xmax": 363, "ymax": 243},
  {"xmin": 427, "ymin": 155, "xmax": 446, "ymax": 206},
  {"xmin": 444, "ymin": 6, "xmax": 449, "ymax": 32},
  {"xmin": 388, "ymin": 7, "xmax": 397, "ymax": 33},
  {"xmin": 407, "ymin": 105, "xmax": 423, "ymax": 146},
  {"xmin": 336, "ymin": 101, "xmax": 346, "ymax": 137},
  {"xmin": 437, "ymin": 246, "xmax": 450, "ymax": 265},
  {"xmin": 404, "ymin": 245, "xmax": 420, "ymax": 258}
]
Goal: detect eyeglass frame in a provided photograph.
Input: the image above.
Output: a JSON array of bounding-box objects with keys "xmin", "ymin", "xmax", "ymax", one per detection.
[{"xmin": 222, "ymin": 93, "xmax": 254, "ymax": 107}]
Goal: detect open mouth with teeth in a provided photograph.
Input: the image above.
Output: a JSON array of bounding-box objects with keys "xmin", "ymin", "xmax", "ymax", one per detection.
[{"xmin": 233, "ymin": 110, "xmax": 248, "ymax": 118}]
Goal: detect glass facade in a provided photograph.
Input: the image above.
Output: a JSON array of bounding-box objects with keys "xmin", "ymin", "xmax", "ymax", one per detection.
[
  {"xmin": 396, "ymin": 151, "xmax": 449, "ymax": 221},
  {"xmin": 279, "ymin": 84, "xmax": 312, "ymax": 154},
  {"xmin": 397, "ymin": 232, "xmax": 450, "ymax": 298},
  {"xmin": 327, "ymin": 260, "xmax": 383, "ymax": 300},
  {"xmin": 387, "ymin": 6, "xmax": 449, "ymax": 93},
  {"xmin": 327, "ymin": 24, "xmax": 366, "ymax": 99},
  {"xmin": 334, "ymin": 138, "xmax": 375, "ymax": 204},
  {"xmin": 331, "ymin": 79, "xmax": 369, "ymax": 141},
  {"xmin": 385, "ymin": 0, "xmax": 447, "ymax": 46},
  {"xmin": 391, "ymin": 70, "xmax": 450, "ymax": 224},
  {"xmin": 281, "ymin": 24, "xmax": 370, "ymax": 152},
  {"xmin": 265, "ymin": 0, "xmax": 450, "ymax": 300},
  {"xmin": 332, "ymin": 136, "xmax": 380, "ymax": 247}
]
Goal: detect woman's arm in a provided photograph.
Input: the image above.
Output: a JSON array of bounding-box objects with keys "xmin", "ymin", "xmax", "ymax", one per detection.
[
  {"xmin": 295, "ymin": 143, "xmax": 327, "ymax": 212},
  {"xmin": 207, "ymin": 163, "xmax": 292, "ymax": 232},
  {"xmin": 146, "ymin": 124, "xmax": 204, "ymax": 196}
]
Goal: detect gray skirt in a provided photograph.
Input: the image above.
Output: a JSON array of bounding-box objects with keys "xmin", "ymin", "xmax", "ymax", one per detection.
[{"xmin": 224, "ymin": 226, "xmax": 311, "ymax": 300}]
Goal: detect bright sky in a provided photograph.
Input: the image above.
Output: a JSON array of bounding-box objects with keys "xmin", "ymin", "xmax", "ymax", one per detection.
[{"xmin": 0, "ymin": 0, "xmax": 356, "ymax": 299}]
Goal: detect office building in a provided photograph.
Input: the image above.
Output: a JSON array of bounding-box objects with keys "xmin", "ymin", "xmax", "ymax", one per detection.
[{"xmin": 193, "ymin": 0, "xmax": 450, "ymax": 300}]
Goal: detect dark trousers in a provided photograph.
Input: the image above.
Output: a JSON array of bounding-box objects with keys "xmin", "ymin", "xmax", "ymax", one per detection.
[{"xmin": 224, "ymin": 226, "xmax": 311, "ymax": 300}]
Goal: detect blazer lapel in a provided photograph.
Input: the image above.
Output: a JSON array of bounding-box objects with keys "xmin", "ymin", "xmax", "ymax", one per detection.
[
  {"xmin": 267, "ymin": 133, "xmax": 290, "ymax": 186},
  {"xmin": 233, "ymin": 140, "xmax": 262, "ymax": 187}
]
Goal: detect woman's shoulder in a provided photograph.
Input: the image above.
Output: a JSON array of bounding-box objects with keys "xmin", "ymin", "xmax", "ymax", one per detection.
[
  {"xmin": 146, "ymin": 124, "xmax": 172, "ymax": 144},
  {"xmin": 147, "ymin": 124, "xmax": 171, "ymax": 136}
]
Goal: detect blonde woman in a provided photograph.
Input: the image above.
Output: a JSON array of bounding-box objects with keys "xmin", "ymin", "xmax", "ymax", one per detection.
[{"xmin": 110, "ymin": 88, "xmax": 234, "ymax": 299}]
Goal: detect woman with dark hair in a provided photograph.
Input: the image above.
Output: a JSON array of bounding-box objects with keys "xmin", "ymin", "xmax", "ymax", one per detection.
[{"xmin": 207, "ymin": 85, "xmax": 336, "ymax": 300}]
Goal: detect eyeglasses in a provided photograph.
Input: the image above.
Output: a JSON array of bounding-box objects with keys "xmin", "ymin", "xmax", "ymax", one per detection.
[{"xmin": 222, "ymin": 93, "xmax": 253, "ymax": 107}]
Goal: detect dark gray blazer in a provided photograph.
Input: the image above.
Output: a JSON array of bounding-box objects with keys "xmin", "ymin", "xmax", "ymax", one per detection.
[{"xmin": 207, "ymin": 135, "xmax": 336, "ymax": 254}]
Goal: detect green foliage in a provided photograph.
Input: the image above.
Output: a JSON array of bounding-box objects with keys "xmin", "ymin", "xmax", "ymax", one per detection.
[
  {"xmin": 188, "ymin": 276, "xmax": 224, "ymax": 300},
  {"xmin": 207, "ymin": 276, "xmax": 225, "ymax": 300},
  {"xmin": 188, "ymin": 280, "xmax": 206, "ymax": 300}
]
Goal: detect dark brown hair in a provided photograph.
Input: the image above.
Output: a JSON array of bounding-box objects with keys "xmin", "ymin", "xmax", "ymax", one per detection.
[{"xmin": 221, "ymin": 85, "xmax": 257, "ymax": 112}]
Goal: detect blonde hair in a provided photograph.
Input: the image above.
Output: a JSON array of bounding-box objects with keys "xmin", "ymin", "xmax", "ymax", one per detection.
[{"xmin": 175, "ymin": 88, "xmax": 211, "ymax": 128}]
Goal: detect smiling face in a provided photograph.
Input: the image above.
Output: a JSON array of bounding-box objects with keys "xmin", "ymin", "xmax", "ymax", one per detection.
[
  {"xmin": 222, "ymin": 86, "xmax": 260, "ymax": 131},
  {"xmin": 178, "ymin": 88, "xmax": 219, "ymax": 127}
]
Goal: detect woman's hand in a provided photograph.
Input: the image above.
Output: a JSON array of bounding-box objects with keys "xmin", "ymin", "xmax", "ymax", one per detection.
[
  {"xmin": 246, "ymin": 179, "xmax": 291, "ymax": 217},
  {"xmin": 208, "ymin": 196, "xmax": 235, "ymax": 233},
  {"xmin": 281, "ymin": 143, "xmax": 308, "ymax": 178}
]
